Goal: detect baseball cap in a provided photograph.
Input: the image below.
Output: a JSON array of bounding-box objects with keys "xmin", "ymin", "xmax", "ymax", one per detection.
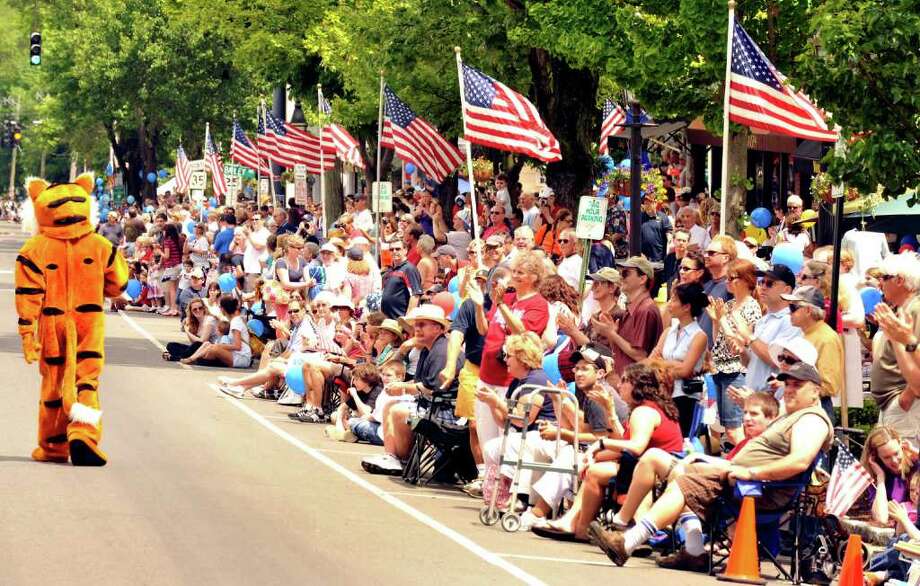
[
  {"xmin": 768, "ymin": 337, "xmax": 818, "ymax": 368},
  {"xmin": 434, "ymin": 245, "xmax": 459, "ymax": 258},
  {"xmin": 777, "ymin": 362, "xmax": 822, "ymax": 385},
  {"xmin": 757, "ymin": 264, "xmax": 796, "ymax": 289},
  {"xmin": 320, "ymin": 243, "xmax": 338, "ymax": 254},
  {"xmin": 485, "ymin": 234, "xmax": 505, "ymax": 248},
  {"xmin": 616, "ymin": 256, "xmax": 654, "ymax": 280},
  {"xmin": 189, "ymin": 267, "xmax": 205, "ymax": 280},
  {"xmin": 781, "ymin": 285, "xmax": 824, "ymax": 311},
  {"xmin": 588, "ymin": 267, "xmax": 622, "ymax": 284},
  {"xmin": 570, "ymin": 344, "xmax": 613, "ymax": 371},
  {"xmin": 346, "ymin": 246, "xmax": 364, "ymax": 261}
]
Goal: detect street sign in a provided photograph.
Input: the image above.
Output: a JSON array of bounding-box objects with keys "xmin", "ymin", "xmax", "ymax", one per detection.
[
  {"xmin": 112, "ymin": 186, "xmax": 125, "ymax": 203},
  {"xmin": 189, "ymin": 171, "xmax": 207, "ymax": 191},
  {"xmin": 293, "ymin": 164, "xmax": 308, "ymax": 205},
  {"xmin": 188, "ymin": 159, "xmax": 206, "ymax": 173},
  {"xmin": 372, "ymin": 181, "xmax": 393, "ymax": 213},
  {"xmin": 575, "ymin": 195, "xmax": 607, "ymax": 240},
  {"xmin": 224, "ymin": 163, "xmax": 244, "ymax": 178}
]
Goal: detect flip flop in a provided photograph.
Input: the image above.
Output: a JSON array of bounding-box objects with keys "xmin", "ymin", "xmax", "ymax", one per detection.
[{"xmin": 531, "ymin": 525, "xmax": 589, "ymax": 543}]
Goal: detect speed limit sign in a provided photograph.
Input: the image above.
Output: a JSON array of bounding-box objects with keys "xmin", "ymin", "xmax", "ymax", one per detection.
[{"xmin": 189, "ymin": 171, "xmax": 207, "ymax": 190}]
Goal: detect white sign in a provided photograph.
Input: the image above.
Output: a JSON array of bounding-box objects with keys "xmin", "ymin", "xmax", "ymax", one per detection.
[
  {"xmin": 259, "ymin": 178, "xmax": 270, "ymax": 197},
  {"xmin": 372, "ymin": 181, "xmax": 393, "ymax": 213},
  {"xmin": 575, "ymin": 196, "xmax": 608, "ymax": 241},
  {"xmin": 188, "ymin": 159, "xmax": 206, "ymax": 173},
  {"xmin": 191, "ymin": 189, "xmax": 205, "ymax": 205},
  {"xmin": 294, "ymin": 165, "xmax": 308, "ymax": 205},
  {"xmin": 189, "ymin": 171, "xmax": 207, "ymax": 191},
  {"xmin": 226, "ymin": 174, "xmax": 241, "ymax": 194}
]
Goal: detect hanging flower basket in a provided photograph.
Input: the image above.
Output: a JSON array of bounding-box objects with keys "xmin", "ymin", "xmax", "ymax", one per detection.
[{"xmin": 472, "ymin": 157, "xmax": 493, "ymax": 183}]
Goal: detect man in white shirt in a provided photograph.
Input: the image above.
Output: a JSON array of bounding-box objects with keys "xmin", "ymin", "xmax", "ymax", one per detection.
[
  {"xmin": 319, "ymin": 243, "xmax": 347, "ymax": 295},
  {"xmin": 352, "ymin": 193, "xmax": 374, "ymax": 235},
  {"xmin": 242, "ymin": 214, "xmax": 270, "ymax": 291},
  {"xmin": 519, "ymin": 192, "xmax": 542, "ymax": 232},
  {"xmin": 556, "ymin": 228, "xmax": 582, "ymax": 289}
]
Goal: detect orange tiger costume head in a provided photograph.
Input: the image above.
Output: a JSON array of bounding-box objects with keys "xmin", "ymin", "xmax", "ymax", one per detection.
[{"xmin": 26, "ymin": 174, "xmax": 96, "ymax": 240}]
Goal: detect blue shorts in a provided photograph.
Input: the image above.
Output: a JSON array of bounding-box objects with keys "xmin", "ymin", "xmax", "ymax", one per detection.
[{"xmin": 350, "ymin": 419, "xmax": 383, "ymax": 445}]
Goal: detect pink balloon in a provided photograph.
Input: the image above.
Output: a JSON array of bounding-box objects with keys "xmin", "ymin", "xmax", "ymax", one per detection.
[{"xmin": 431, "ymin": 291, "xmax": 455, "ymax": 317}]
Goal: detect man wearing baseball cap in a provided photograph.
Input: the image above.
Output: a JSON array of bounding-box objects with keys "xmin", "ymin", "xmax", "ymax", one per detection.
[
  {"xmin": 177, "ymin": 267, "xmax": 207, "ymax": 322},
  {"xmin": 726, "ymin": 264, "xmax": 802, "ymax": 392},
  {"xmin": 557, "ymin": 267, "xmax": 621, "ymax": 376},
  {"xmin": 433, "ymin": 244, "xmax": 461, "ymax": 286},
  {"xmin": 595, "ymin": 256, "xmax": 662, "ymax": 374},
  {"xmin": 782, "ymin": 285, "xmax": 844, "ymax": 422}
]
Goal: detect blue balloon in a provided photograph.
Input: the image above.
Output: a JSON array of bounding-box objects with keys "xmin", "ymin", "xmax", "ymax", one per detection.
[
  {"xmin": 144, "ymin": 205, "xmax": 155, "ymax": 213},
  {"xmin": 861, "ymin": 287, "xmax": 883, "ymax": 315},
  {"xmin": 251, "ymin": 301, "xmax": 264, "ymax": 316},
  {"xmin": 285, "ymin": 363, "xmax": 305, "ymax": 395},
  {"xmin": 95, "ymin": 177, "xmax": 104, "ymax": 187},
  {"xmin": 126, "ymin": 195, "xmax": 136, "ymax": 204},
  {"xmin": 247, "ymin": 318, "xmax": 265, "ymax": 338},
  {"xmin": 100, "ymin": 193, "xmax": 110, "ymax": 203},
  {"xmin": 185, "ymin": 220, "xmax": 196, "ymax": 236},
  {"xmin": 770, "ymin": 244, "xmax": 804, "ymax": 275},
  {"xmin": 99, "ymin": 209, "xmax": 109, "ymax": 222},
  {"xmin": 126, "ymin": 279, "xmax": 142, "ymax": 300},
  {"xmin": 217, "ymin": 273, "xmax": 236, "ymax": 293},
  {"xmin": 619, "ymin": 196, "xmax": 631, "ymax": 209},
  {"xmin": 542, "ymin": 353, "xmax": 562, "ymax": 385},
  {"xmin": 146, "ymin": 172, "xmax": 157, "ymax": 184},
  {"xmin": 158, "ymin": 169, "xmax": 168, "ymax": 178},
  {"xmin": 751, "ymin": 207, "xmax": 772, "ymax": 229},
  {"xmin": 447, "ymin": 276, "xmax": 460, "ymax": 294},
  {"xmin": 618, "ymin": 158, "xmax": 631, "ymax": 169},
  {"xmin": 105, "ymin": 163, "xmax": 114, "ymax": 177},
  {"xmin": 405, "ymin": 162, "xmax": 417, "ymax": 175},
  {"xmin": 209, "ymin": 196, "xmax": 218, "ymax": 207}
]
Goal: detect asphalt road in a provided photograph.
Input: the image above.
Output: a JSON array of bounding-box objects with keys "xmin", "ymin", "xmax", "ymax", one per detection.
[{"xmin": 0, "ymin": 222, "xmax": 721, "ymax": 586}]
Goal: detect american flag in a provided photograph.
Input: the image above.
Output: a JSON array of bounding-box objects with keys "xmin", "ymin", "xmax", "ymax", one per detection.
[
  {"xmin": 382, "ymin": 84, "xmax": 463, "ymax": 183},
  {"xmin": 460, "ymin": 63, "xmax": 561, "ymax": 163},
  {"xmin": 204, "ymin": 125, "xmax": 228, "ymax": 198},
  {"xmin": 175, "ymin": 144, "xmax": 191, "ymax": 194},
  {"xmin": 263, "ymin": 109, "xmax": 334, "ymax": 173},
  {"xmin": 319, "ymin": 95, "xmax": 332, "ymax": 116},
  {"xmin": 825, "ymin": 440, "xmax": 874, "ymax": 518},
  {"xmin": 598, "ymin": 100, "xmax": 626, "ymax": 155},
  {"xmin": 729, "ymin": 22, "xmax": 837, "ymax": 142},
  {"xmin": 230, "ymin": 119, "xmax": 272, "ymax": 175},
  {"xmin": 256, "ymin": 105, "xmax": 282, "ymax": 169},
  {"xmin": 316, "ymin": 94, "xmax": 365, "ymax": 169}
]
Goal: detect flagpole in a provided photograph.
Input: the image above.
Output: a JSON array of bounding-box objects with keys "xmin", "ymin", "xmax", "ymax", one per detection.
[
  {"xmin": 255, "ymin": 105, "xmax": 261, "ymax": 202},
  {"xmin": 719, "ymin": 0, "xmax": 736, "ymax": 235},
  {"xmin": 454, "ymin": 47, "xmax": 483, "ymax": 267},
  {"xmin": 318, "ymin": 84, "xmax": 327, "ymax": 237},
  {"xmin": 375, "ymin": 72, "xmax": 385, "ymax": 266},
  {"xmin": 205, "ymin": 122, "xmax": 211, "ymax": 202}
]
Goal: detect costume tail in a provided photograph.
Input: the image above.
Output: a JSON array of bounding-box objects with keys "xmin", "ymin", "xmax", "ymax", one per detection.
[{"xmin": 62, "ymin": 320, "xmax": 102, "ymax": 427}]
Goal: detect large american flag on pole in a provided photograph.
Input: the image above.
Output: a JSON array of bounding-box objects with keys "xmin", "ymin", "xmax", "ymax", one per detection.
[
  {"xmin": 284, "ymin": 122, "xmax": 335, "ymax": 174},
  {"xmin": 316, "ymin": 95, "xmax": 365, "ymax": 169},
  {"xmin": 598, "ymin": 100, "xmax": 626, "ymax": 155},
  {"xmin": 382, "ymin": 84, "xmax": 463, "ymax": 183},
  {"xmin": 825, "ymin": 440, "xmax": 874, "ymax": 518},
  {"xmin": 729, "ymin": 22, "xmax": 837, "ymax": 142},
  {"xmin": 204, "ymin": 124, "xmax": 228, "ymax": 198},
  {"xmin": 460, "ymin": 63, "xmax": 562, "ymax": 163},
  {"xmin": 230, "ymin": 119, "xmax": 272, "ymax": 175},
  {"xmin": 175, "ymin": 144, "xmax": 191, "ymax": 194}
]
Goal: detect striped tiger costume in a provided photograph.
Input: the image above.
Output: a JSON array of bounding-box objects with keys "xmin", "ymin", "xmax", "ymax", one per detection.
[{"xmin": 15, "ymin": 174, "xmax": 128, "ymax": 466}]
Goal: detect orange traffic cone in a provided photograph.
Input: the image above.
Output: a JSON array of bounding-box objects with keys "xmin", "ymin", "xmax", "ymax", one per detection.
[
  {"xmin": 717, "ymin": 496, "xmax": 767, "ymax": 585},
  {"xmin": 837, "ymin": 534, "xmax": 864, "ymax": 586}
]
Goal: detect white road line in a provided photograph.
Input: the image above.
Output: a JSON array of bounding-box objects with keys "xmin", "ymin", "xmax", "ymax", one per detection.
[
  {"xmin": 117, "ymin": 310, "xmax": 191, "ymax": 370},
  {"xmin": 497, "ymin": 553, "xmax": 613, "ymax": 567},
  {"xmin": 212, "ymin": 385, "xmax": 546, "ymax": 586},
  {"xmin": 0, "ymin": 269, "xmax": 12, "ymax": 274}
]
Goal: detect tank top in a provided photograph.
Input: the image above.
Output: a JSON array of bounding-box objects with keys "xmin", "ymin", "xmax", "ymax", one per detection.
[
  {"xmin": 662, "ymin": 319, "xmax": 705, "ymax": 397},
  {"xmin": 624, "ymin": 401, "xmax": 684, "ymax": 453},
  {"xmin": 733, "ymin": 405, "xmax": 832, "ymax": 468}
]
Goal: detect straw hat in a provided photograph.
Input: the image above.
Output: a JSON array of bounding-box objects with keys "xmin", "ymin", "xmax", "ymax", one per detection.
[
  {"xmin": 378, "ymin": 318, "xmax": 405, "ymax": 339},
  {"xmin": 403, "ymin": 304, "xmax": 451, "ymax": 328}
]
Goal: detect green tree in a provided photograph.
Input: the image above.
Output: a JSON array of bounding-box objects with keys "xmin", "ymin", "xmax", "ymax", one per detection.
[{"xmin": 797, "ymin": 0, "xmax": 920, "ymax": 202}]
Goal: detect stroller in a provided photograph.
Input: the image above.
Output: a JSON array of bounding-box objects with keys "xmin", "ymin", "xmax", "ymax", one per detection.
[{"xmin": 479, "ymin": 384, "xmax": 580, "ymax": 533}]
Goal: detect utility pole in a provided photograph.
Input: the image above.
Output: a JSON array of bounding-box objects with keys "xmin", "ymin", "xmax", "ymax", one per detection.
[{"xmin": 7, "ymin": 96, "xmax": 20, "ymax": 199}]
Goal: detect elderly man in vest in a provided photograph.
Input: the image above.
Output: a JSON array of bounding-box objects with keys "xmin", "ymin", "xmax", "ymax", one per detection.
[{"xmin": 589, "ymin": 361, "xmax": 833, "ymax": 570}]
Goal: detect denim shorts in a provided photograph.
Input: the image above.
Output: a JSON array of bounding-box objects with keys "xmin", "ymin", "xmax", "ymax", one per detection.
[
  {"xmin": 711, "ymin": 371, "xmax": 745, "ymax": 429},
  {"xmin": 350, "ymin": 419, "xmax": 383, "ymax": 445}
]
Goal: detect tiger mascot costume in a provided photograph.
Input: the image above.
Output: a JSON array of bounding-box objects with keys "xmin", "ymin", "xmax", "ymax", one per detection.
[{"xmin": 15, "ymin": 173, "xmax": 128, "ymax": 466}]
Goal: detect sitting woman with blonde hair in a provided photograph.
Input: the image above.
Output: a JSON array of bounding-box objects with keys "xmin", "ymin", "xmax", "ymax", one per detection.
[{"xmin": 861, "ymin": 426, "xmax": 920, "ymax": 528}]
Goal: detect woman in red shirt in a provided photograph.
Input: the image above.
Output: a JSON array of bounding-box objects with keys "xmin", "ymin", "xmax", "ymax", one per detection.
[
  {"xmin": 538, "ymin": 361, "xmax": 682, "ymax": 541},
  {"xmin": 158, "ymin": 223, "xmax": 183, "ymax": 316}
]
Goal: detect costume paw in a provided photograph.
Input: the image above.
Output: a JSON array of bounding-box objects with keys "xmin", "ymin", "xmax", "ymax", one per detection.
[
  {"xmin": 69, "ymin": 437, "xmax": 107, "ymax": 467},
  {"xmin": 31, "ymin": 446, "xmax": 69, "ymax": 463},
  {"xmin": 21, "ymin": 335, "xmax": 41, "ymax": 364}
]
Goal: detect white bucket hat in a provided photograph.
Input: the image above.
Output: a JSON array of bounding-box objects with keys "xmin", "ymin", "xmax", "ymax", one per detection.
[
  {"xmin": 768, "ymin": 337, "xmax": 818, "ymax": 368},
  {"xmin": 403, "ymin": 304, "xmax": 451, "ymax": 328}
]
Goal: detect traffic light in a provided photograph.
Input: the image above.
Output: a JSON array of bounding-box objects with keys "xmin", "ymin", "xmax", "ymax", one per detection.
[{"xmin": 29, "ymin": 32, "xmax": 41, "ymax": 66}]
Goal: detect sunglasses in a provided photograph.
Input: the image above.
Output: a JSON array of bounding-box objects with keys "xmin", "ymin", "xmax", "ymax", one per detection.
[
  {"xmin": 777, "ymin": 353, "xmax": 799, "ymax": 366},
  {"xmin": 558, "ymin": 239, "xmax": 571, "ymax": 244},
  {"xmin": 879, "ymin": 274, "xmax": 896, "ymax": 281},
  {"xmin": 705, "ymin": 250, "xmax": 726, "ymax": 257},
  {"xmin": 679, "ymin": 265, "xmax": 700, "ymax": 272},
  {"xmin": 489, "ymin": 211, "xmax": 502, "ymax": 215},
  {"xmin": 191, "ymin": 306, "xmax": 205, "ymax": 312},
  {"xmin": 289, "ymin": 308, "xmax": 303, "ymax": 314},
  {"xmin": 789, "ymin": 304, "xmax": 802, "ymax": 313},
  {"xmin": 760, "ymin": 279, "xmax": 777, "ymax": 288}
]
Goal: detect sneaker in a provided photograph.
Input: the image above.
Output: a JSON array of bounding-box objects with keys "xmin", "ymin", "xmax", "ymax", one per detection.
[
  {"xmin": 361, "ymin": 454, "xmax": 403, "ymax": 476},
  {"xmin": 519, "ymin": 509, "xmax": 548, "ymax": 532},
  {"xmin": 462, "ymin": 478, "xmax": 484, "ymax": 498},
  {"xmin": 656, "ymin": 548, "xmax": 709, "ymax": 572},
  {"xmin": 587, "ymin": 521, "xmax": 629, "ymax": 567},
  {"xmin": 218, "ymin": 384, "xmax": 244, "ymax": 399},
  {"xmin": 288, "ymin": 406, "xmax": 316, "ymax": 421},
  {"xmin": 291, "ymin": 408, "xmax": 325, "ymax": 423},
  {"xmin": 250, "ymin": 386, "xmax": 269, "ymax": 400}
]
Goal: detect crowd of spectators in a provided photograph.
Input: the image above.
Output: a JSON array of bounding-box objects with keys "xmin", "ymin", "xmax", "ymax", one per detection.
[{"xmin": 95, "ymin": 178, "xmax": 920, "ymax": 578}]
